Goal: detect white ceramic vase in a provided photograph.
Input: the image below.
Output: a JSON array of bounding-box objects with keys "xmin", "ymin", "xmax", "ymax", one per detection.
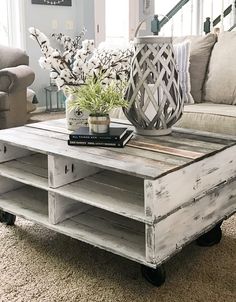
[{"xmin": 65, "ymin": 94, "xmax": 89, "ymax": 131}]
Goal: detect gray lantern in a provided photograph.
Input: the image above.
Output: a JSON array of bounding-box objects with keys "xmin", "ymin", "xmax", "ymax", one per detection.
[{"xmin": 124, "ymin": 36, "xmax": 183, "ymax": 136}]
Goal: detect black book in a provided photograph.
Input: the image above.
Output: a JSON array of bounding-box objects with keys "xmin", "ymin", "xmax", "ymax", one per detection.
[
  {"xmin": 69, "ymin": 127, "xmax": 127, "ymax": 141},
  {"xmin": 68, "ymin": 130, "xmax": 133, "ymax": 148}
]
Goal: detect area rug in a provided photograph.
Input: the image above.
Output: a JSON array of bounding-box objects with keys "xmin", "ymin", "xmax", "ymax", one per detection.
[{"xmin": 0, "ymin": 214, "xmax": 235, "ymax": 302}]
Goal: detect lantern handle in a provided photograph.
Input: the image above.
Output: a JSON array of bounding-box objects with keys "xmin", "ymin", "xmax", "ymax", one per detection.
[{"xmin": 134, "ymin": 14, "xmax": 170, "ymax": 38}]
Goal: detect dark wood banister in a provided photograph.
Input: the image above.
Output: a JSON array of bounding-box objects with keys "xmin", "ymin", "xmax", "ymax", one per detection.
[
  {"xmin": 212, "ymin": 2, "xmax": 235, "ymax": 27},
  {"xmin": 159, "ymin": 0, "xmax": 190, "ymax": 29},
  {"xmin": 204, "ymin": 1, "xmax": 236, "ymax": 34},
  {"xmin": 158, "ymin": 0, "xmax": 236, "ymax": 34},
  {"xmin": 228, "ymin": 23, "xmax": 236, "ymax": 31}
]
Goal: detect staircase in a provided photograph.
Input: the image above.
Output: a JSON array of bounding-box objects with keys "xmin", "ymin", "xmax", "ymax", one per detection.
[{"xmin": 155, "ymin": 0, "xmax": 236, "ymax": 36}]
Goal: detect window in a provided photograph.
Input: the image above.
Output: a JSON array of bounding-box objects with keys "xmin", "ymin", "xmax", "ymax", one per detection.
[
  {"xmin": 94, "ymin": 0, "xmax": 139, "ymax": 46},
  {"xmin": 0, "ymin": 0, "xmax": 25, "ymax": 48},
  {"xmin": 0, "ymin": 0, "xmax": 9, "ymax": 46},
  {"xmin": 105, "ymin": 0, "xmax": 129, "ymax": 45}
]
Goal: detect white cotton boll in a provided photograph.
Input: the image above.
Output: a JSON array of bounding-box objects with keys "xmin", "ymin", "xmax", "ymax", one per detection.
[
  {"xmin": 78, "ymin": 79, "xmax": 85, "ymax": 84},
  {"xmin": 109, "ymin": 71, "xmax": 117, "ymax": 79},
  {"xmin": 51, "ymin": 62, "xmax": 63, "ymax": 74},
  {"xmin": 74, "ymin": 58, "xmax": 84, "ymax": 67},
  {"xmin": 101, "ymin": 68, "xmax": 110, "ymax": 77},
  {"xmin": 113, "ymin": 62, "xmax": 122, "ymax": 70},
  {"xmin": 72, "ymin": 66, "xmax": 80, "ymax": 75},
  {"xmin": 122, "ymin": 62, "xmax": 131, "ymax": 70},
  {"xmin": 41, "ymin": 44, "xmax": 53, "ymax": 57},
  {"xmin": 63, "ymin": 50, "xmax": 73, "ymax": 62},
  {"xmin": 51, "ymin": 51, "xmax": 60, "ymax": 58},
  {"xmin": 60, "ymin": 69, "xmax": 73, "ymax": 82},
  {"xmin": 38, "ymin": 57, "xmax": 51, "ymax": 69},
  {"xmin": 55, "ymin": 77, "xmax": 65, "ymax": 89},
  {"xmin": 101, "ymin": 78, "xmax": 110, "ymax": 85},
  {"xmin": 75, "ymin": 50, "xmax": 87, "ymax": 61},
  {"xmin": 118, "ymin": 73, "xmax": 128, "ymax": 82},
  {"xmin": 86, "ymin": 67, "xmax": 94, "ymax": 76},
  {"xmin": 86, "ymin": 61, "xmax": 95, "ymax": 70},
  {"xmin": 61, "ymin": 36, "xmax": 66, "ymax": 43},
  {"xmin": 82, "ymin": 40, "xmax": 89, "ymax": 50},
  {"xmin": 93, "ymin": 68, "xmax": 101, "ymax": 77},
  {"xmin": 46, "ymin": 46, "xmax": 54, "ymax": 55},
  {"xmin": 87, "ymin": 41, "xmax": 95, "ymax": 52},
  {"xmin": 29, "ymin": 34, "xmax": 36, "ymax": 41},
  {"xmin": 50, "ymin": 71, "xmax": 58, "ymax": 79},
  {"xmin": 88, "ymin": 57, "xmax": 99, "ymax": 68},
  {"xmin": 36, "ymin": 29, "xmax": 50, "ymax": 45},
  {"xmin": 82, "ymin": 39, "xmax": 94, "ymax": 51},
  {"xmin": 28, "ymin": 27, "xmax": 36, "ymax": 34},
  {"xmin": 82, "ymin": 63, "xmax": 89, "ymax": 73}
]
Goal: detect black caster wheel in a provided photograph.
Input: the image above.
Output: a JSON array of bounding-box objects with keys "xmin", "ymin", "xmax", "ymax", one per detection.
[
  {"xmin": 196, "ymin": 223, "xmax": 222, "ymax": 247},
  {"xmin": 141, "ymin": 265, "xmax": 166, "ymax": 287},
  {"xmin": 0, "ymin": 210, "xmax": 16, "ymax": 226}
]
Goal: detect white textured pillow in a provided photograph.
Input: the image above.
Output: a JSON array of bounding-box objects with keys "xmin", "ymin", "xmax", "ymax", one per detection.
[{"xmin": 173, "ymin": 41, "xmax": 194, "ymax": 104}]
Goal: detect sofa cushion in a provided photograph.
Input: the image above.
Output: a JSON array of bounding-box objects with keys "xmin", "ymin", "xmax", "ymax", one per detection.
[
  {"xmin": 0, "ymin": 92, "xmax": 10, "ymax": 111},
  {"xmin": 173, "ymin": 41, "xmax": 194, "ymax": 104},
  {"xmin": 174, "ymin": 33, "xmax": 217, "ymax": 103},
  {"xmin": 175, "ymin": 103, "xmax": 236, "ymax": 135},
  {"xmin": 203, "ymin": 32, "xmax": 236, "ymax": 105}
]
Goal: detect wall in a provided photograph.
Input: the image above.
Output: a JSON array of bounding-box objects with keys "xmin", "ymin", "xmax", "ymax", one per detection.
[
  {"xmin": 25, "ymin": 0, "xmax": 85, "ymax": 108},
  {"xmin": 82, "ymin": 0, "xmax": 95, "ymax": 40}
]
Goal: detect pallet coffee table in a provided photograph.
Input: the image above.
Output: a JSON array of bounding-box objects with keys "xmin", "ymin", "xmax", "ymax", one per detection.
[{"xmin": 0, "ymin": 119, "xmax": 235, "ymax": 286}]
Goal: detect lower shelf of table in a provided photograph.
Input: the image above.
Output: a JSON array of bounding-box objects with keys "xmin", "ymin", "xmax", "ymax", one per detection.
[{"xmin": 0, "ymin": 185, "xmax": 149, "ymax": 267}]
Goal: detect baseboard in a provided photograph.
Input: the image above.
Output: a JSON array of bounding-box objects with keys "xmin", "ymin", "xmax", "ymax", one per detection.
[{"xmin": 34, "ymin": 106, "xmax": 46, "ymax": 113}]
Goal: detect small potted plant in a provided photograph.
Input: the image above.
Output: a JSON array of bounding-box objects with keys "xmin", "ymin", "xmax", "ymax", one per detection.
[{"xmin": 68, "ymin": 76, "xmax": 128, "ymax": 133}]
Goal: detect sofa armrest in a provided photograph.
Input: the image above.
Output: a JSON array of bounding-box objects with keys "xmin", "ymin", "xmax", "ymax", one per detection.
[{"xmin": 0, "ymin": 65, "xmax": 35, "ymax": 93}]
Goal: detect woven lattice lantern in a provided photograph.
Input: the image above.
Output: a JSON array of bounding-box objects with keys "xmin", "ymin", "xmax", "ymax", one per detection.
[{"xmin": 124, "ymin": 36, "xmax": 183, "ymax": 136}]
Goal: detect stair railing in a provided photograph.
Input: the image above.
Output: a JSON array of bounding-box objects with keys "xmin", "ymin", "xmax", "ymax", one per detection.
[
  {"xmin": 203, "ymin": 1, "xmax": 236, "ymax": 34},
  {"xmin": 156, "ymin": 0, "xmax": 236, "ymax": 36}
]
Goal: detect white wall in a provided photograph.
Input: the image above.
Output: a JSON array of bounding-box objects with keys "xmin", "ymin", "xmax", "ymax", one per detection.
[{"xmin": 25, "ymin": 0, "xmax": 85, "ymax": 108}]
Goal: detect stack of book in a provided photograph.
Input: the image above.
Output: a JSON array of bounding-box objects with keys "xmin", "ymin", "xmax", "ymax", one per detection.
[{"xmin": 68, "ymin": 127, "xmax": 133, "ymax": 148}]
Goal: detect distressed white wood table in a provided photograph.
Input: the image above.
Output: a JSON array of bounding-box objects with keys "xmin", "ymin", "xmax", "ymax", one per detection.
[{"xmin": 0, "ymin": 119, "xmax": 235, "ymax": 286}]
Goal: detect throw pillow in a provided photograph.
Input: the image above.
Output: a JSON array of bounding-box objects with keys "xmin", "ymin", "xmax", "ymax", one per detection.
[
  {"xmin": 173, "ymin": 40, "xmax": 194, "ymax": 104},
  {"xmin": 174, "ymin": 33, "xmax": 217, "ymax": 103},
  {"xmin": 203, "ymin": 32, "xmax": 236, "ymax": 105}
]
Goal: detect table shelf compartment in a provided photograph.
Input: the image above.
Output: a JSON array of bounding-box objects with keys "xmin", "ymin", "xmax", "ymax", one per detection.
[
  {"xmin": 0, "ymin": 185, "xmax": 49, "ymax": 223},
  {"xmin": 52, "ymin": 170, "xmax": 146, "ymax": 223},
  {"xmin": 0, "ymin": 153, "xmax": 48, "ymax": 190},
  {"xmin": 53, "ymin": 206, "xmax": 147, "ymax": 266}
]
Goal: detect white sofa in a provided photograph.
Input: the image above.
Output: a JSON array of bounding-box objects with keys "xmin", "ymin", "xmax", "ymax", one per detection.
[{"xmin": 112, "ymin": 32, "xmax": 236, "ymax": 136}]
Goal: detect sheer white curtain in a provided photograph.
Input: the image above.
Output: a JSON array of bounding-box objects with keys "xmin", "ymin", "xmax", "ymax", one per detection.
[{"xmin": 0, "ymin": 0, "xmax": 25, "ymax": 48}]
